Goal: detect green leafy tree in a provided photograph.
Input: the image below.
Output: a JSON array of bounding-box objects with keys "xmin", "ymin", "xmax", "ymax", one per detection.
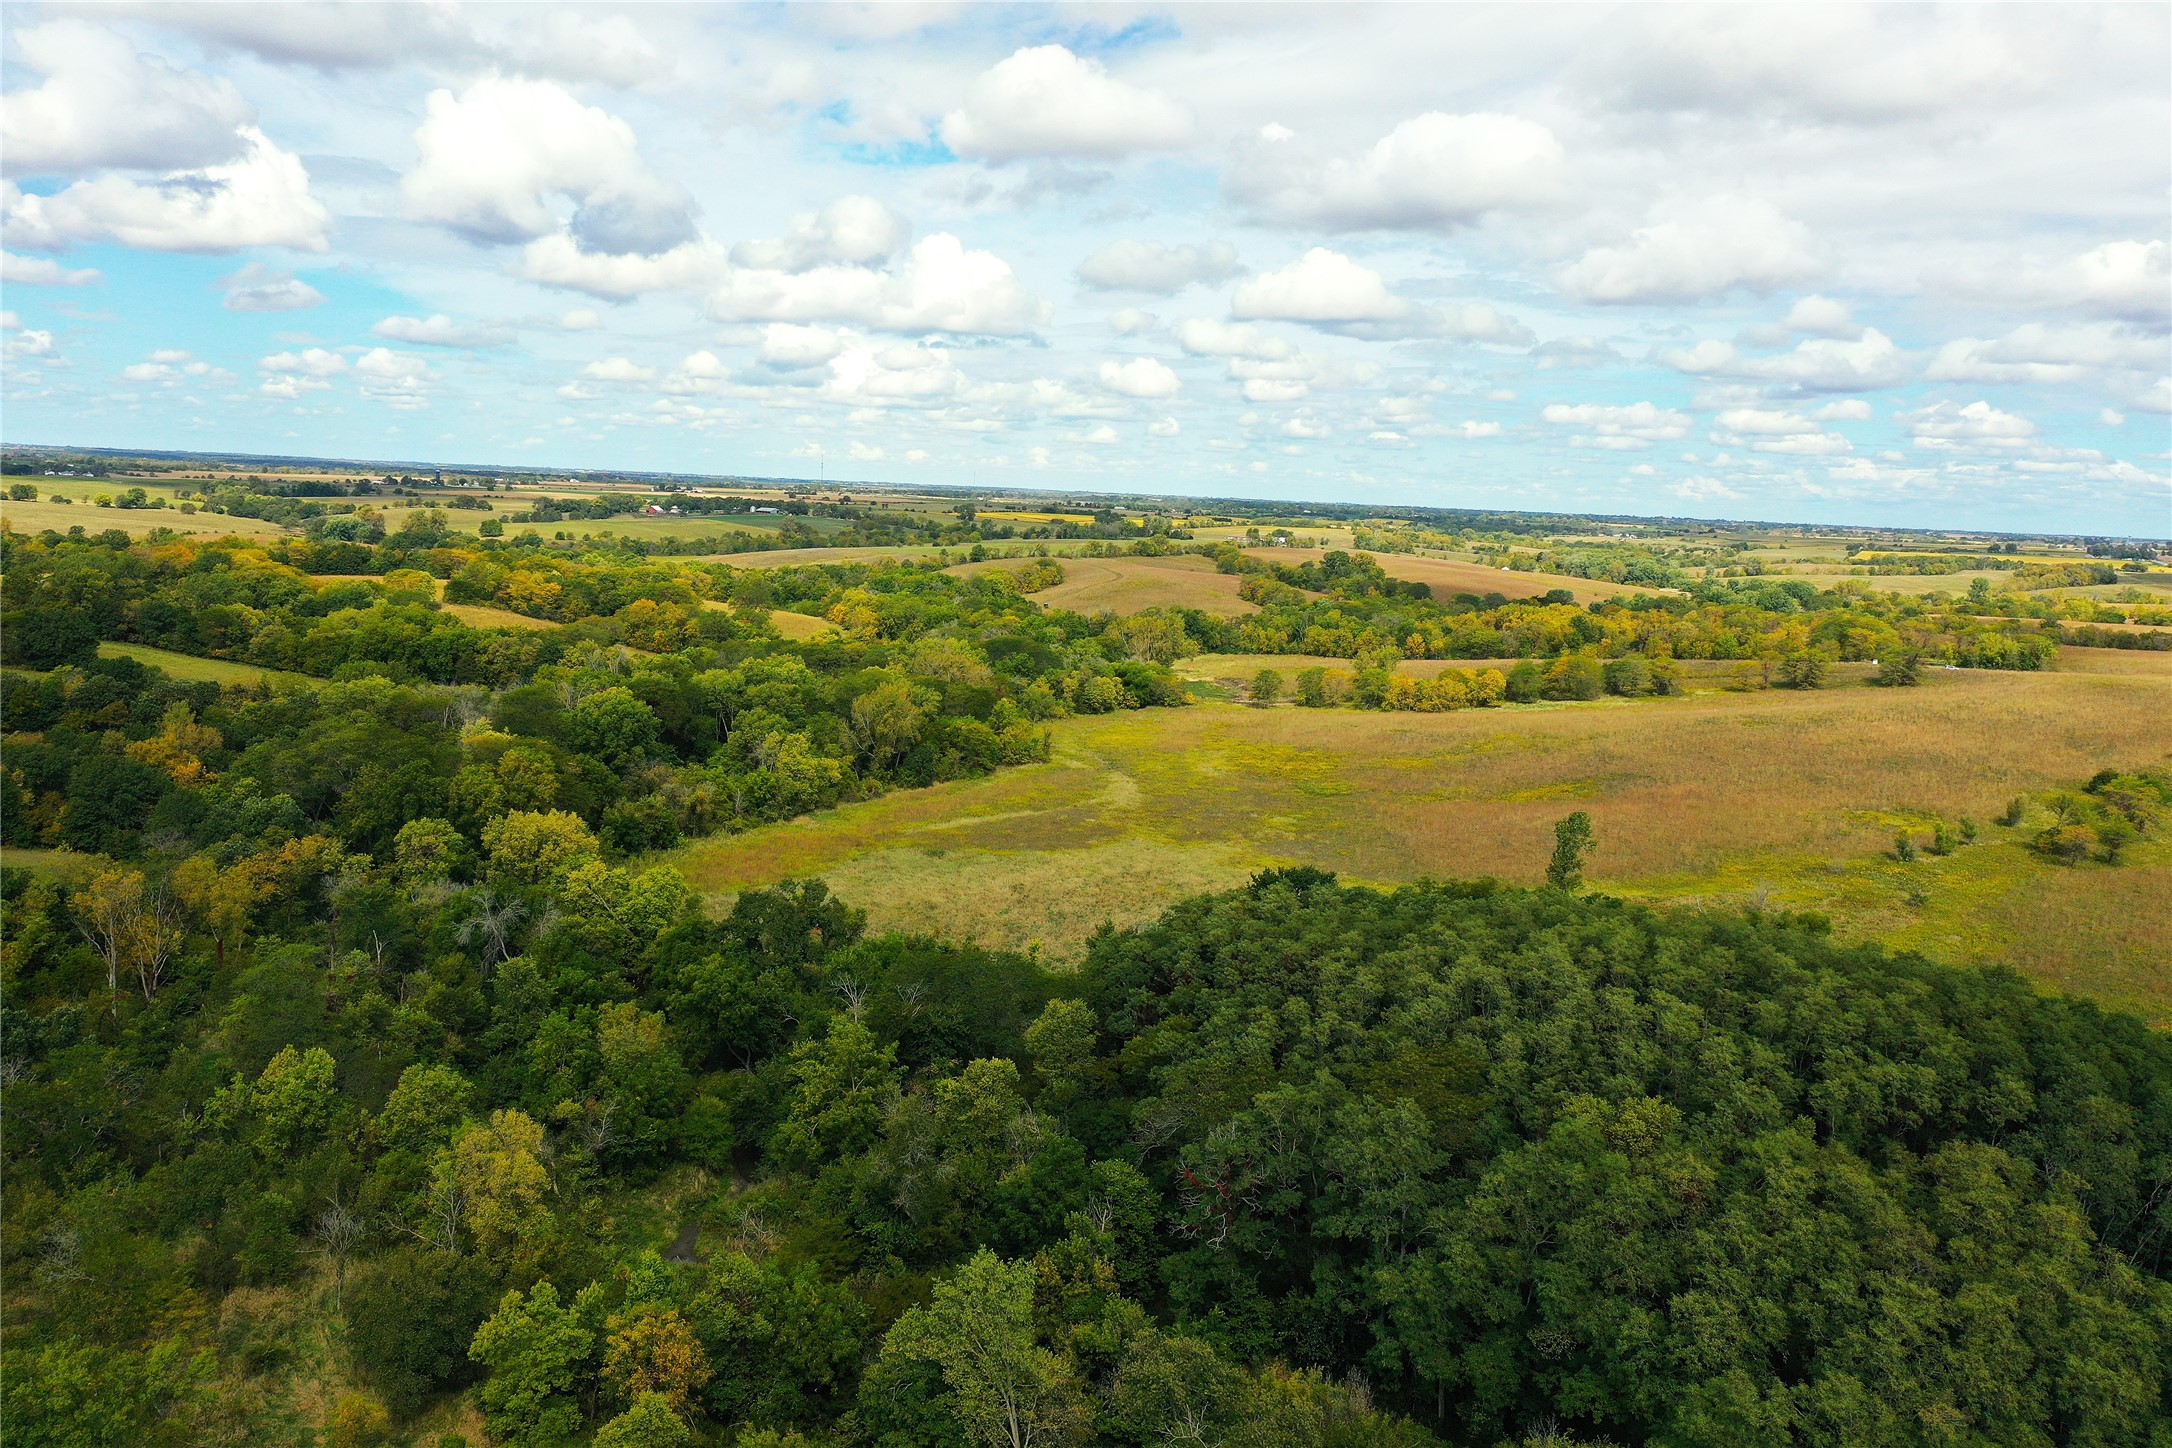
[
  {"xmin": 469, "ymin": 1280, "xmax": 603, "ymax": 1447},
  {"xmin": 590, "ymin": 1394, "xmax": 689, "ymax": 1448},
  {"xmin": 1251, "ymin": 668, "xmax": 1284, "ymax": 705},
  {"xmin": 880, "ymin": 1249, "xmax": 1088, "ymax": 1448},
  {"xmin": 1546, "ymin": 811, "xmax": 1595, "ymax": 890},
  {"xmin": 771, "ymin": 1018, "xmax": 901, "ymax": 1170},
  {"xmin": 346, "ymin": 1248, "xmax": 496, "ymax": 1416},
  {"xmin": 569, "ymin": 687, "xmax": 659, "ymax": 766}
]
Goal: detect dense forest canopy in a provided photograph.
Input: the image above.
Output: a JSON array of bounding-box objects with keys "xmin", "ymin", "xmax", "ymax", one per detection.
[{"xmin": 5, "ymin": 851, "xmax": 2170, "ymax": 1445}]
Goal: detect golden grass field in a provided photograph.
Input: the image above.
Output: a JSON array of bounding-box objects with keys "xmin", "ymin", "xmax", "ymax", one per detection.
[
  {"xmin": 952, "ymin": 554, "xmax": 1262, "ymax": 618},
  {"xmin": 439, "ymin": 602, "xmax": 559, "ymax": 630},
  {"xmin": 1, "ymin": 498, "xmax": 290, "ymax": 541},
  {"xmin": 662, "ymin": 647, "xmax": 2172, "ymax": 1016}
]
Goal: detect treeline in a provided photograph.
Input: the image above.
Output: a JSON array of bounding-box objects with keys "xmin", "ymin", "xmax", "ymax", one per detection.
[
  {"xmin": 1149, "ymin": 549, "xmax": 2062, "ymax": 672},
  {"xmin": 0, "ymin": 539, "xmax": 1201, "ymax": 853},
  {"xmin": 4, "ymin": 859, "xmax": 2168, "ymax": 1445}
]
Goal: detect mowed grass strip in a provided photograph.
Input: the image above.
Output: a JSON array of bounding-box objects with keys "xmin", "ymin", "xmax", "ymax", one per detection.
[{"xmin": 661, "ymin": 650, "xmax": 2172, "ymax": 1000}]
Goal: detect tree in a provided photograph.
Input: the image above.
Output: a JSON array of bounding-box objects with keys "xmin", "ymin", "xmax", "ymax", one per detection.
[
  {"xmin": 1875, "ymin": 651, "xmax": 1922, "ymax": 687},
  {"xmin": 346, "ymin": 1248, "xmax": 496, "ymax": 1416},
  {"xmin": 1251, "ymin": 669, "xmax": 1284, "ymax": 705},
  {"xmin": 1546, "ymin": 811, "xmax": 1595, "ymax": 890},
  {"xmin": 771, "ymin": 1018, "xmax": 900, "ymax": 1170},
  {"xmin": 1540, "ymin": 653, "xmax": 1604, "ymax": 701},
  {"xmin": 70, "ymin": 866, "xmax": 184, "ymax": 1001},
  {"xmin": 591, "ymin": 1393, "xmax": 689, "ymax": 1448},
  {"xmin": 448, "ymin": 1109, "xmax": 552, "ymax": 1253},
  {"xmin": 480, "ymin": 810, "xmax": 598, "ymax": 888},
  {"xmin": 314, "ymin": 1200, "xmax": 364, "ymax": 1309},
  {"xmin": 375, "ymin": 1063, "xmax": 473, "ymax": 1157},
  {"xmin": 570, "ymin": 687, "xmax": 660, "ymax": 767},
  {"xmin": 1776, "ymin": 651, "xmax": 1830, "ymax": 689},
  {"xmin": 850, "ymin": 679, "xmax": 928, "ymax": 772},
  {"xmin": 455, "ymin": 889, "xmax": 528, "ymax": 972},
  {"xmin": 469, "ymin": 1280, "xmax": 602, "ymax": 1446},
  {"xmin": 392, "ymin": 817, "xmax": 469, "ymax": 887},
  {"xmin": 601, "ymin": 1306, "xmax": 711, "ymax": 1418},
  {"xmin": 881, "ymin": 1249, "xmax": 1088, "ymax": 1448}
]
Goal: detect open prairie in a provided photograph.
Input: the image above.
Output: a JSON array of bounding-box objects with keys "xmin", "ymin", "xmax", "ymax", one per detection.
[
  {"xmin": 951, "ymin": 553, "xmax": 1261, "ymax": 617},
  {"xmin": 662, "ymin": 646, "xmax": 2172, "ymax": 1016}
]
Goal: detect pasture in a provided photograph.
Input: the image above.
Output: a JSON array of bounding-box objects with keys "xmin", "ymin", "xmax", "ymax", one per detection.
[{"xmin": 662, "ymin": 647, "xmax": 2172, "ymax": 1017}]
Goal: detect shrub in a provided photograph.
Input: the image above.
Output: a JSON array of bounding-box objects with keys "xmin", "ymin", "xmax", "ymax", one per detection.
[
  {"xmin": 1602, "ymin": 656, "xmax": 1653, "ymax": 696},
  {"xmin": 1541, "ymin": 653, "xmax": 1604, "ymax": 701},
  {"xmin": 1893, "ymin": 833, "xmax": 1917, "ymax": 861},
  {"xmin": 1251, "ymin": 669, "xmax": 1284, "ymax": 705},
  {"xmin": 1875, "ymin": 651, "xmax": 1922, "ymax": 686},
  {"xmin": 1777, "ymin": 651, "xmax": 1831, "ymax": 689},
  {"xmin": 2030, "ymin": 824, "xmax": 2095, "ymax": 864}
]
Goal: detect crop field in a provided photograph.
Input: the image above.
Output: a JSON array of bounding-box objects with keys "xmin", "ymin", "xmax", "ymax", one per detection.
[
  {"xmin": 951, "ymin": 553, "xmax": 1261, "ymax": 617},
  {"xmin": 1, "ymin": 496, "xmax": 290, "ymax": 540},
  {"xmin": 663, "ymin": 647, "xmax": 2172, "ymax": 1016}
]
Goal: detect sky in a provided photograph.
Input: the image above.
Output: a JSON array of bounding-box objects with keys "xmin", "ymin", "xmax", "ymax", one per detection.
[{"xmin": 1, "ymin": 3, "xmax": 2168, "ymax": 535}]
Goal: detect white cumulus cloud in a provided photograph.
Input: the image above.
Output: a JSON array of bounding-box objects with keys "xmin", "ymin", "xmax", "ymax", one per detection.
[
  {"xmin": 1, "ymin": 129, "xmax": 328, "ymax": 252},
  {"xmin": 940, "ymin": 45, "xmax": 1193, "ymax": 160},
  {"xmin": 1077, "ymin": 240, "xmax": 1240, "ymax": 294},
  {"xmin": 1, "ymin": 20, "xmax": 253, "ymax": 176},
  {"xmin": 220, "ymin": 261, "xmax": 323, "ymax": 312},
  {"xmin": 1229, "ymin": 111, "xmax": 1566, "ymax": 229},
  {"xmin": 402, "ymin": 76, "xmax": 695, "ymax": 256},
  {"xmin": 1558, "ymin": 196, "xmax": 1818, "ymax": 304},
  {"xmin": 707, "ymin": 233, "xmax": 1046, "ymax": 336},
  {"xmin": 1906, "ymin": 400, "xmax": 2037, "ymax": 447},
  {"xmin": 1099, "ymin": 357, "xmax": 1182, "ymax": 398},
  {"xmin": 1, "ymin": 250, "xmax": 100, "ymax": 285}
]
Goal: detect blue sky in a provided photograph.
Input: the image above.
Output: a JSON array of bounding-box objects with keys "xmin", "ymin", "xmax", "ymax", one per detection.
[{"xmin": 2, "ymin": 3, "xmax": 2167, "ymax": 533}]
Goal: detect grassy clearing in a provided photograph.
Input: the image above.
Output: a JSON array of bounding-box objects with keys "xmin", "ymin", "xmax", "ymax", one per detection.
[
  {"xmin": 663, "ymin": 650, "xmax": 2172, "ymax": 1007},
  {"xmin": 96, "ymin": 642, "xmax": 299, "ymax": 685},
  {"xmin": 1247, "ymin": 547, "xmax": 1673, "ymax": 602},
  {"xmin": 438, "ymin": 602, "xmax": 558, "ymax": 631},
  {"xmin": 0, "ymin": 847, "xmax": 98, "ymax": 884},
  {"xmin": 768, "ymin": 609, "xmax": 836, "ymax": 640},
  {"xmin": 954, "ymin": 554, "xmax": 1261, "ymax": 618}
]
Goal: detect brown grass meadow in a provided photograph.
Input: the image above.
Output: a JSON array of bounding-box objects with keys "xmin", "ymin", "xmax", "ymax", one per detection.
[
  {"xmin": 662, "ymin": 648, "xmax": 2172, "ymax": 1015},
  {"xmin": 952, "ymin": 554, "xmax": 1261, "ymax": 618}
]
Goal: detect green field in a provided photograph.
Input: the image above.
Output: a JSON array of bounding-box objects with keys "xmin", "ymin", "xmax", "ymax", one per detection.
[
  {"xmin": 662, "ymin": 647, "xmax": 2172, "ymax": 1016},
  {"xmin": 95, "ymin": 641, "xmax": 299, "ymax": 685}
]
